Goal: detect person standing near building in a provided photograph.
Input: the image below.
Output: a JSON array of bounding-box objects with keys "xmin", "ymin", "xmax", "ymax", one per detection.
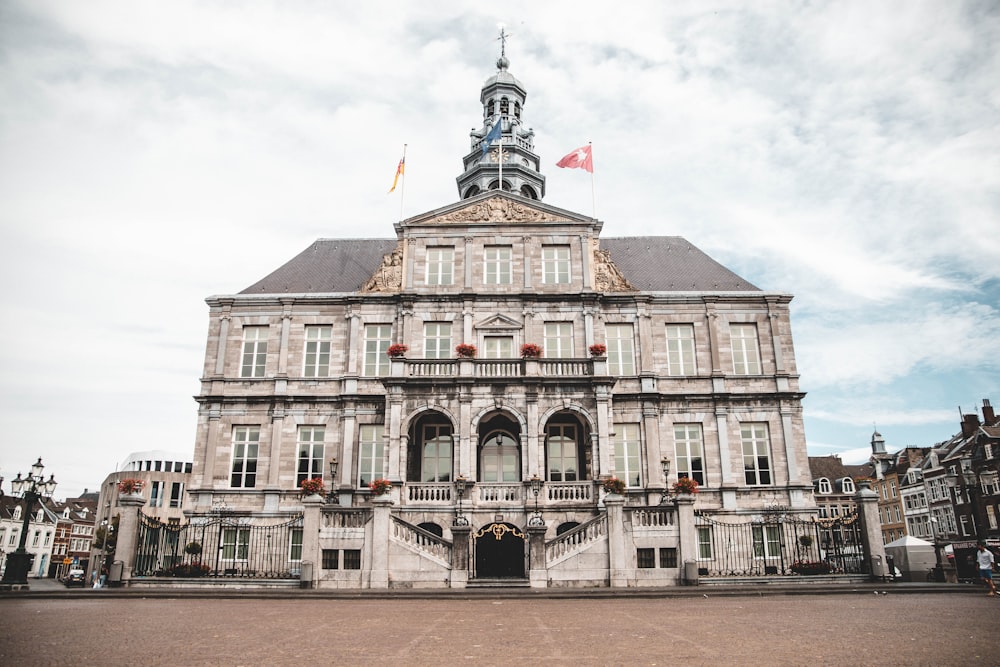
[{"xmin": 976, "ymin": 542, "xmax": 997, "ymax": 596}]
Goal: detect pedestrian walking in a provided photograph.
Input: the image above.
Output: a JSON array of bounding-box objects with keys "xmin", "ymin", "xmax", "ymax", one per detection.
[{"xmin": 976, "ymin": 542, "xmax": 997, "ymax": 596}]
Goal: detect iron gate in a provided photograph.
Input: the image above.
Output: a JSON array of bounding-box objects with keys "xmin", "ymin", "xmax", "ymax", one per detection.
[
  {"xmin": 134, "ymin": 512, "xmax": 304, "ymax": 579},
  {"xmin": 694, "ymin": 510, "xmax": 866, "ymax": 577}
]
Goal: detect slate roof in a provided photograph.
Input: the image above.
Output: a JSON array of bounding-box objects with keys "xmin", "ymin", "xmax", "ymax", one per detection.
[{"xmin": 239, "ymin": 236, "xmax": 759, "ymax": 295}]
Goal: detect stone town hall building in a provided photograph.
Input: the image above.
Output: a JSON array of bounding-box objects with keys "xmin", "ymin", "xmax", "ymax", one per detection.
[{"xmin": 172, "ymin": 53, "xmax": 817, "ymax": 589}]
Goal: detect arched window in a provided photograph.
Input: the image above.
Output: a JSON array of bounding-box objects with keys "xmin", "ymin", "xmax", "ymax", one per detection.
[
  {"xmin": 463, "ymin": 185, "xmax": 481, "ymax": 199},
  {"xmin": 487, "ymin": 179, "xmax": 511, "ymax": 192},
  {"xmin": 499, "ymin": 97, "xmax": 509, "ymax": 115},
  {"xmin": 407, "ymin": 413, "xmax": 453, "ymax": 482},
  {"xmin": 480, "ymin": 431, "xmax": 520, "ymax": 482},
  {"xmin": 13, "ymin": 506, "xmax": 21, "ymax": 520},
  {"xmin": 513, "ymin": 101, "xmax": 521, "ymax": 119},
  {"xmin": 486, "ymin": 100, "xmax": 495, "ymax": 117},
  {"xmin": 817, "ymin": 478, "xmax": 831, "ymax": 494},
  {"xmin": 545, "ymin": 413, "xmax": 590, "ymax": 482},
  {"xmin": 841, "ymin": 478, "xmax": 855, "ymax": 494},
  {"xmin": 418, "ymin": 522, "xmax": 443, "ymax": 538},
  {"xmin": 556, "ymin": 521, "xmax": 580, "ymax": 536},
  {"xmin": 520, "ymin": 185, "xmax": 537, "ymax": 199}
]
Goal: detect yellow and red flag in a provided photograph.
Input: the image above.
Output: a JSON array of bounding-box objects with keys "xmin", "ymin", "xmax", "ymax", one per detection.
[{"xmin": 388, "ymin": 156, "xmax": 405, "ymax": 193}]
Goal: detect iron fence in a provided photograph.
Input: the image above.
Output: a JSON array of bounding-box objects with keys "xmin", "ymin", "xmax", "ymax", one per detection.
[
  {"xmin": 134, "ymin": 512, "xmax": 304, "ymax": 579},
  {"xmin": 694, "ymin": 510, "xmax": 866, "ymax": 577}
]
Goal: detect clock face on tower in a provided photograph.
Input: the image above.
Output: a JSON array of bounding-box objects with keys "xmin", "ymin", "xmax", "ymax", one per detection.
[{"xmin": 489, "ymin": 147, "xmax": 511, "ymax": 163}]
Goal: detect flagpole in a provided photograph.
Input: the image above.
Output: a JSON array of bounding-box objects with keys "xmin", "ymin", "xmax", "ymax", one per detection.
[
  {"xmin": 398, "ymin": 143, "xmax": 407, "ymax": 221},
  {"xmin": 589, "ymin": 141, "xmax": 597, "ymax": 218},
  {"xmin": 498, "ymin": 121, "xmax": 503, "ymax": 194}
]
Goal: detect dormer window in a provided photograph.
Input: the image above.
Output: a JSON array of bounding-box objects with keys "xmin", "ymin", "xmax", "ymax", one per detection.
[
  {"xmin": 63, "ymin": 508, "xmax": 71, "ymax": 519},
  {"xmin": 842, "ymin": 478, "xmax": 855, "ymax": 494},
  {"xmin": 36, "ymin": 509, "xmax": 45, "ymax": 522},
  {"xmin": 818, "ymin": 478, "xmax": 832, "ymax": 494}
]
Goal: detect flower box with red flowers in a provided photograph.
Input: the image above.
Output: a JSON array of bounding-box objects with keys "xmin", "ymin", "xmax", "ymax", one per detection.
[
  {"xmin": 588, "ymin": 344, "xmax": 607, "ymax": 357},
  {"xmin": 455, "ymin": 344, "xmax": 477, "ymax": 358},
  {"xmin": 299, "ymin": 477, "xmax": 326, "ymax": 497},
  {"xmin": 386, "ymin": 344, "xmax": 408, "ymax": 358},
  {"xmin": 520, "ymin": 343, "xmax": 542, "ymax": 358},
  {"xmin": 672, "ymin": 477, "xmax": 700, "ymax": 495}
]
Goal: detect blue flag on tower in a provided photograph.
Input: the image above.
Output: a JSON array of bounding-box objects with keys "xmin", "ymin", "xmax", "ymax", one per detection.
[{"xmin": 481, "ymin": 119, "xmax": 502, "ymax": 155}]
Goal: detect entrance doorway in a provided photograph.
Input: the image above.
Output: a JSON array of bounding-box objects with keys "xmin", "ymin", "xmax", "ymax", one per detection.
[{"xmin": 474, "ymin": 522, "xmax": 526, "ymax": 578}]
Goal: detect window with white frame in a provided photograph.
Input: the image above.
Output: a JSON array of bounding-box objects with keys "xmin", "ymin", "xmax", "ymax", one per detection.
[
  {"xmin": 483, "ymin": 336, "xmax": 514, "ymax": 358},
  {"xmin": 611, "ymin": 424, "xmax": 641, "ymax": 487},
  {"xmin": 289, "ymin": 528, "xmax": 303, "ymax": 562},
  {"xmin": 149, "ymin": 480, "xmax": 163, "ymax": 507},
  {"xmin": 426, "ymin": 247, "xmax": 454, "ymax": 286},
  {"xmin": 423, "ymin": 322, "xmax": 452, "ymax": 359},
  {"xmin": 889, "ymin": 481, "xmax": 897, "ymax": 497},
  {"xmin": 818, "ymin": 478, "xmax": 832, "ymax": 494},
  {"xmin": 240, "ymin": 326, "xmax": 268, "ymax": 378},
  {"xmin": 546, "ymin": 423, "xmax": 579, "ymax": 482},
  {"xmin": 752, "ymin": 525, "xmax": 781, "ymax": 558},
  {"xmin": 230, "ymin": 426, "xmax": 260, "ymax": 488},
  {"xmin": 296, "ymin": 427, "xmax": 325, "ymax": 486},
  {"xmin": 541, "ymin": 245, "xmax": 571, "ymax": 284},
  {"xmin": 358, "ymin": 424, "xmax": 385, "ymax": 486},
  {"xmin": 665, "ymin": 324, "xmax": 696, "ymax": 376},
  {"xmin": 959, "ymin": 515, "xmax": 970, "ymax": 536},
  {"xmin": 697, "ymin": 525, "xmax": 713, "ymax": 559},
  {"xmin": 303, "ymin": 325, "xmax": 332, "ymax": 377},
  {"xmin": 740, "ymin": 423, "xmax": 772, "ymax": 485},
  {"xmin": 543, "ymin": 322, "xmax": 574, "ymax": 358},
  {"xmin": 988, "ymin": 506, "xmax": 997, "ymax": 530},
  {"xmin": 674, "ymin": 424, "xmax": 705, "ymax": 485},
  {"xmin": 730, "ymin": 324, "xmax": 761, "ymax": 375},
  {"xmin": 605, "ymin": 324, "xmax": 635, "ymax": 375},
  {"xmin": 221, "ymin": 527, "xmax": 250, "ymax": 561},
  {"xmin": 842, "ymin": 478, "xmax": 855, "ymax": 493},
  {"xmin": 363, "ymin": 324, "xmax": 392, "ymax": 376},
  {"xmin": 421, "ymin": 423, "xmax": 453, "ymax": 482},
  {"xmin": 484, "ymin": 245, "xmax": 512, "ymax": 285}
]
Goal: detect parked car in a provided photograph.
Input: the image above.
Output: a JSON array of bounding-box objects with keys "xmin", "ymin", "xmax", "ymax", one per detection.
[{"xmin": 63, "ymin": 569, "xmax": 86, "ymax": 587}]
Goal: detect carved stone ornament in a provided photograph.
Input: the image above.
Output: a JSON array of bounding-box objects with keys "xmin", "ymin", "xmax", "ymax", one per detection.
[
  {"xmin": 361, "ymin": 243, "xmax": 404, "ymax": 293},
  {"xmin": 592, "ymin": 242, "xmax": 635, "ymax": 292},
  {"xmin": 433, "ymin": 196, "xmax": 565, "ymax": 224}
]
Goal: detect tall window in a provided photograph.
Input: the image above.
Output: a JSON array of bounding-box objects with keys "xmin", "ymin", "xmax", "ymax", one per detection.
[
  {"xmin": 741, "ymin": 423, "xmax": 771, "ymax": 485},
  {"xmin": 289, "ymin": 528, "xmax": 303, "ymax": 562},
  {"xmin": 358, "ymin": 425, "xmax": 385, "ymax": 486},
  {"xmin": 426, "ymin": 247, "xmax": 454, "ymax": 286},
  {"xmin": 481, "ymin": 432, "xmax": 520, "ymax": 482},
  {"xmin": 422, "ymin": 424, "xmax": 452, "ymax": 482},
  {"xmin": 543, "ymin": 322, "xmax": 574, "ymax": 358},
  {"xmin": 818, "ymin": 478, "xmax": 832, "ymax": 494},
  {"xmin": 424, "ymin": 323, "xmax": 452, "ymax": 359},
  {"xmin": 303, "ymin": 325, "xmax": 332, "ymax": 377},
  {"xmin": 363, "ymin": 324, "xmax": 392, "ymax": 376},
  {"xmin": 221, "ymin": 528, "xmax": 250, "ymax": 561},
  {"xmin": 169, "ymin": 482, "xmax": 183, "ymax": 508},
  {"xmin": 606, "ymin": 324, "xmax": 635, "ymax": 375},
  {"xmin": 541, "ymin": 245, "xmax": 571, "ymax": 284},
  {"xmin": 546, "ymin": 423, "xmax": 578, "ymax": 482},
  {"xmin": 296, "ymin": 427, "xmax": 325, "ymax": 486},
  {"xmin": 730, "ymin": 324, "xmax": 761, "ymax": 375},
  {"xmin": 148, "ymin": 481, "xmax": 163, "ymax": 508},
  {"xmin": 231, "ymin": 426, "xmax": 260, "ymax": 488},
  {"xmin": 484, "ymin": 245, "xmax": 512, "ymax": 285},
  {"xmin": 483, "ymin": 336, "xmax": 514, "ymax": 358},
  {"xmin": 697, "ymin": 526, "xmax": 713, "ymax": 559},
  {"xmin": 666, "ymin": 324, "xmax": 696, "ymax": 376},
  {"xmin": 674, "ymin": 424, "xmax": 705, "ymax": 485},
  {"xmin": 240, "ymin": 326, "xmax": 268, "ymax": 378},
  {"xmin": 752, "ymin": 525, "xmax": 781, "ymax": 558},
  {"xmin": 612, "ymin": 424, "xmax": 641, "ymax": 487}
]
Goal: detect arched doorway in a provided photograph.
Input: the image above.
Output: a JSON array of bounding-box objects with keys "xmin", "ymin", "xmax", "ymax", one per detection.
[{"xmin": 473, "ymin": 522, "xmax": 526, "ymax": 578}]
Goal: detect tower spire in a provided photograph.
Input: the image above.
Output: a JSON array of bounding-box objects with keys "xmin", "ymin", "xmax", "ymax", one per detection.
[{"xmin": 456, "ymin": 33, "xmax": 546, "ymax": 200}]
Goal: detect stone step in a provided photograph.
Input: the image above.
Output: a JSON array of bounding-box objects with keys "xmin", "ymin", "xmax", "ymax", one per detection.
[{"xmin": 467, "ymin": 578, "xmax": 531, "ymax": 588}]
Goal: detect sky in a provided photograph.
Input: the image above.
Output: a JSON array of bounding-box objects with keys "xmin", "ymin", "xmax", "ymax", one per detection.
[{"xmin": 1, "ymin": 1, "xmax": 997, "ymax": 499}]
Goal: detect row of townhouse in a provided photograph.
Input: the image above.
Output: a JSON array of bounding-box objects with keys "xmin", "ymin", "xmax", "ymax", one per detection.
[{"xmin": 0, "ymin": 492, "xmax": 97, "ymax": 580}]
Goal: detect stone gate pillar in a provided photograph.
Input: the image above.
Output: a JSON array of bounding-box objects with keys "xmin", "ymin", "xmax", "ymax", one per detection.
[
  {"xmin": 675, "ymin": 494, "xmax": 697, "ymax": 583},
  {"xmin": 114, "ymin": 494, "xmax": 146, "ymax": 584},
  {"xmin": 369, "ymin": 495, "xmax": 393, "ymax": 589},
  {"xmin": 302, "ymin": 495, "xmax": 324, "ymax": 588},
  {"xmin": 854, "ymin": 480, "xmax": 887, "ymax": 580},
  {"xmin": 450, "ymin": 524, "xmax": 471, "ymax": 588},
  {"xmin": 604, "ymin": 493, "xmax": 629, "ymax": 587},
  {"xmin": 527, "ymin": 524, "xmax": 548, "ymax": 588}
]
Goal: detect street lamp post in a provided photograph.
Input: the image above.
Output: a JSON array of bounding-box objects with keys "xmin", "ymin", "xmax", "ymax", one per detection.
[
  {"xmin": 1, "ymin": 458, "xmax": 58, "ymax": 588},
  {"xmin": 659, "ymin": 458, "xmax": 672, "ymax": 505},
  {"xmin": 527, "ymin": 474, "xmax": 544, "ymax": 527},
  {"xmin": 453, "ymin": 475, "xmax": 470, "ymax": 526},
  {"xmin": 327, "ymin": 458, "xmax": 339, "ymax": 505}
]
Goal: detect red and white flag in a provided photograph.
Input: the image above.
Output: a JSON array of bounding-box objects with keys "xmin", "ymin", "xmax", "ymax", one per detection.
[{"xmin": 556, "ymin": 144, "xmax": 593, "ymax": 172}]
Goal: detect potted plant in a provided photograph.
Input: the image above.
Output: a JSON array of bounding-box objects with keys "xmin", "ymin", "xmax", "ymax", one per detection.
[
  {"xmin": 184, "ymin": 541, "xmax": 203, "ymax": 556},
  {"xmin": 602, "ymin": 476, "xmax": 626, "ymax": 495},
  {"xmin": 455, "ymin": 343, "xmax": 477, "ymax": 358},
  {"xmin": 386, "ymin": 343, "xmax": 408, "ymax": 358},
  {"xmin": 672, "ymin": 477, "xmax": 700, "ymax": 495},
  {"xmin": 588, "ymin": 343, "xmax": 607, "ymax": 357},
  {"xmin": 117, "ymin": 478, "xmax": 144, "ymax": 495},
  {"xmin": 369, "ymin": 478, "xmax": 392, "ymax": 496},
  {"xmin": 300, "ymin": 477, "xmax": 326, "ymax": 497},
  {"xmin": 520, "ymin": 343, "xmax": 542, "ymax": 358},
  {"xmin": 791, "ymin": 560, "xmax": 832, "ymax": 576}
]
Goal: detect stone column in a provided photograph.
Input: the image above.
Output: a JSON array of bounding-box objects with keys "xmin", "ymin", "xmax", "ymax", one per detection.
[
  {"xmin": 369, "ymin": 495, "xmax": 393, "ymax": 589},
  {"xmin": 675, "ymin": 494, "xmax": 697, "ymax": 584},
  {"xmin": 114, "ymin": 494, "xmax": 146, "ymax": 584},
  {"xmin": 527, "ymin": 524, "xmax": 548, "ymax": 588},
  {"xmin": 301, "ymin": 495, "xmax": 324, "ymax": 589},
  {"xmin": 604, "ymin": 494, "xmax": 629, "ymax": 587},
  {"xmin": 450, "ymin": 525, "xmax": 471, "ymax": 588},
  {"xmin": 854, "ymin": 480, "xmax": 888, "ymax": 581}
]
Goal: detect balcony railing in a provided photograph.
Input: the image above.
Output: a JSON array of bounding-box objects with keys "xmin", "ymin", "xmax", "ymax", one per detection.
[
  {"xmin": 403, "ymin": 481, "xmax": 595, "ymax": 508},
  {"xmin": 395, "ymin": 357, "xmax": 602, "ymax": 380}
]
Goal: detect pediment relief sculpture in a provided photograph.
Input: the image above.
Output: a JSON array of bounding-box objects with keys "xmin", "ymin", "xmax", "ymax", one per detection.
[{"xmin": 432, "ymin": 196, "xmax": 569, "ymax": 224}]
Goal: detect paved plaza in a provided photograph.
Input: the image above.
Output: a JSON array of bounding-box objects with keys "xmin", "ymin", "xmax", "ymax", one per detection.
[{"xmin": 1, "ymin": 589, "xmax": 997, "ymax": 666}]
